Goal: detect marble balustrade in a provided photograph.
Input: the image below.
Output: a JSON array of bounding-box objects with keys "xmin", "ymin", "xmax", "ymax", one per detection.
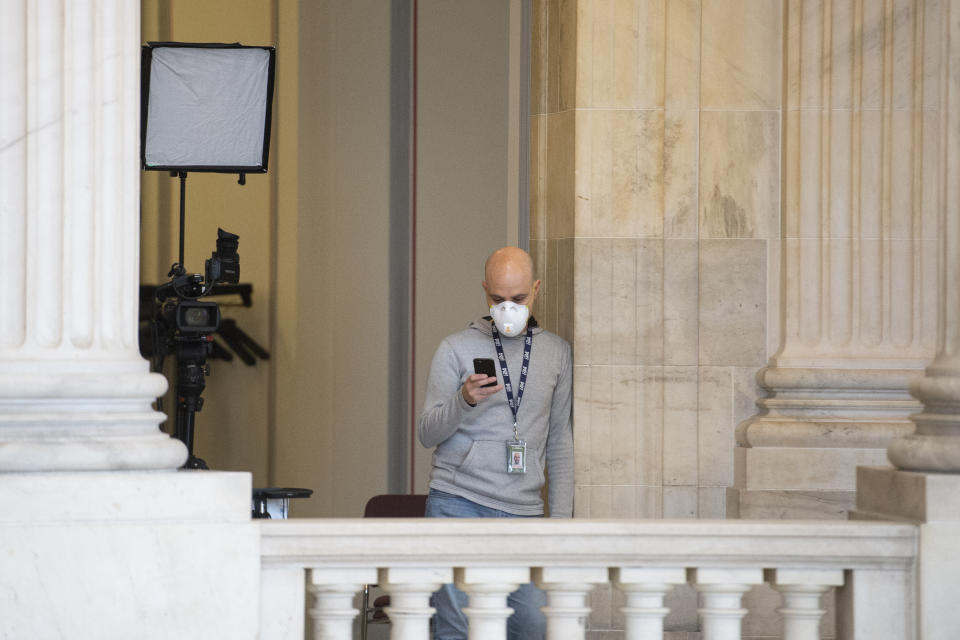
[{"xmin": 259, "ymin": 518, "xmax": 916, "ymax": 640}]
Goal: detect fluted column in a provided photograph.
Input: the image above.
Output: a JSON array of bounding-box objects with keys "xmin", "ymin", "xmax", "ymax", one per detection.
[
  {"xmin": 0, "ymin": 0, "xmax": 186, "ymax": 470},
  {"xmin": 888, "ymin": 0, "xmax": 960, "ymax": 472},
  {"xmin": 739, "ymin": 0, "xmax": 942, "ymax": 517},
  {"xmin": 854, "ymin": 6, "xmax": 960, "ymax": 638}
]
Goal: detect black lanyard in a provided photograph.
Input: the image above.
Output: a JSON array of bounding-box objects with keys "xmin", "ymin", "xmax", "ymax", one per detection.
[{"xmin": 491, "ymin": 323, "xmax": 533, "ymax": 437}]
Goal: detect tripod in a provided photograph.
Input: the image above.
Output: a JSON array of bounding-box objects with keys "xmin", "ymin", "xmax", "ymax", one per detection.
[{"xmin": 172, "ymin": 334, "xmax": 213, "ymax": 470}]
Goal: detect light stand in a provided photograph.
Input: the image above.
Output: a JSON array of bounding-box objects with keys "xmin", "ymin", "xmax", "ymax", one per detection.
[{"xmin": 141, "ymin": 43, "xmax": 274, "ymax": 468}]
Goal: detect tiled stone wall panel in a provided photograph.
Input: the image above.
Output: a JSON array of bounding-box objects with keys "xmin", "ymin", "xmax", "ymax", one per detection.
[
  {"xmin": 588, "ymin": 240, "xmax": 615, "ymax": 365},
  {"xmin": 699, "ymin": 111, "xmax": 780, "ymax": 240},
  {"xmin": 663, "ymin": 110, "xmax": 699, "ymax": 238},
  {"xmin": 701, "ymin": 0, "xmax": 782, "ymax": 109},
  {"xmin": 574, "ymin": 0, "xmax": 665, "ymax": 109},
  {"xmin": 635, "ymin": 366, "xmax": 664, "ymax": 487},
  {"xmin": 698, "ymin": 240, "xmax": 767, "ymax": 366},
  {"xmin": 610, "ymin": 241, "xmax": 639, "ymax": 365},
  {"xmin": 663, "ymin": 366, "xmax": 698, "ymax": 486},
  {"xmin": 530, "ymin": 114, "xmax": 546, "ymax": 239},
  {"xmin": 663, "ymin": 240, "xmax": 699, "ymax": 365},
  {"xmin": 573, "ymin": 364, "xmax": 592, "ymax": 487},
  {"xmin": 609, "ymin": 366, "xmax": 638, "ymax": 484},
  {"xmin": 547, "ymin": 111, "xmax": 575, "ymax": 239},
  {"xmin": 698, "ymin": 486, "xmax": 728, "ymax": 519},
  {"xmin": 698, "ymin": 366, "xmax": 734, "ymax": 488},
  {"xmin": 664, "ymin": 0, "xmax": 700, "ymax": 108},
  {"xmin": 662, "ymin": 484, "xmax": 697, "ymax": 518},
  {"xmin": 530, "ymin": 238, "xmax": 549, "ymax": 321},
  {"xmin": 635, "ymin": 240, "xmax": 664, "ymax": 364},
  {"xmin": 557, "ymin": 238, "xmax": 576, "ymax": 344},
  {"xmin": 577, "ymin": 110, "xmax": 663, "ymax": 238},
  {"xmin": 766, "ymin": 238, "xmax": 781, "ymax": 359},
  {"xmin": 573, "ymin": 238, "xmax": 593, "ymax": 361}
]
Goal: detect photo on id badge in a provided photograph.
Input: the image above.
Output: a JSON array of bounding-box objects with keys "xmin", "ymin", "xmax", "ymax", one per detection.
[{"xmin": 507, "ymin": 441, "xmax": 526, "ymax": 473}]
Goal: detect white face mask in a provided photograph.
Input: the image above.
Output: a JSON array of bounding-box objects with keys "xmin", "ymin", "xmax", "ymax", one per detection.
[{"xmin": 490, "ymin": 301, "xmax": 530, "ymax": 337}]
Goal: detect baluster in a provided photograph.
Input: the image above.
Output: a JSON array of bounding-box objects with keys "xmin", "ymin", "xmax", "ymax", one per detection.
[
  {"xmin": 380, "ymin": 567, "xmax": 452, "ymax": 640},
  {"xmin": 533, "ymin": 567, "xmax": 608, "ymax": 640},
  {"xmin": 611, "ymin": 567, "xmax": 686, "ymax": 640},
  {"xmin": 307, "ymin": 567, "xmax": 376, "ymax": 640},
  {"xmin": 455, "ymin": 566, "xmax": 528, "ymax": 640},
  {"xmin": 766, "ymin": 569, "xmax": 843, "ymax": 640},
  {"xmin": 690, "ymin": 568, "xmax": 763, "ymax": 640}
]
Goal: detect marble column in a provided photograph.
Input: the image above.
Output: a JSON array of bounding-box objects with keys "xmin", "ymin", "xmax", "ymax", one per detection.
[
  {"xmin": 888, "ymin": 0, "xmax": 960, "ymax": 475},
  {"xmin": 0, "ymin": 0, "xmax": 186, "ymax": 470},
  {"xmin": 738, "ymin": 0, "xmax": 942, "ymax": 518},
  {"xmin": 856, "ymin": 1, "xmax": 960, "ymax": 638}
]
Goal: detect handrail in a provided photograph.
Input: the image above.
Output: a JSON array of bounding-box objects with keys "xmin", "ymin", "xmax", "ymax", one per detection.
[{"xmin": 261, "ymin": 518, "xmax": 916, "ymax": 568}]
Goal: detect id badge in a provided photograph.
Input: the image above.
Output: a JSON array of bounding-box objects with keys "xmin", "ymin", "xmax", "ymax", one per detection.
[{"xmin": 506, "ymin": 439, "xmax": 526, "ymax": 474}]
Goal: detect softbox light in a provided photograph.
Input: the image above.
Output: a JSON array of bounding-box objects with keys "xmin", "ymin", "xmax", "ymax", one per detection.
[{"xmin": 141, "ymin": 43, "xmax": 276, "ymax": 174}]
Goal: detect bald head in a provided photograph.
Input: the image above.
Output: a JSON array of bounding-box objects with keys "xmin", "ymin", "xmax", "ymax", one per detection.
[
  {"xmin": 482, "ymin": 247, "xmax": 540, "ymax": 310},
  {"xmin": 484, "ymin": 246, "xmax": 534, "ymax": 283}
]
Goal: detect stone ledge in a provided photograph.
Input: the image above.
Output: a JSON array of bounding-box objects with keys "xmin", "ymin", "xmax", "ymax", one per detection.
[
  {"xmin": 855, "ymin": 466, "xmax": 960, "ymax": 524},
  {"xmin": 0, "ymin": 470, "xmax": 252, "ymax": 523},
  {"xmin": 737, "ymin": 489, "xmax": 853, "ymax": 520}
]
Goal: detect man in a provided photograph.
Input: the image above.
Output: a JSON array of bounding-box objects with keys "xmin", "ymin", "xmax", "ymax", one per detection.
[{"xmin": 419, "ymin": 246, "xmax": 574, "ymax": 640}]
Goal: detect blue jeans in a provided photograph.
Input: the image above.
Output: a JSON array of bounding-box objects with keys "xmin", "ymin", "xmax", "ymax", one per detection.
[{"xmin": 425, "ymin": 488, "xmax": 547, "ymax": 640}]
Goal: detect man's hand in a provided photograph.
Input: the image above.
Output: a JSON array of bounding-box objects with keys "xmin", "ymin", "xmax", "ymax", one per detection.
[{"xmin": 461, "ymin": 374, "xmax": 503, "ymax": 406}]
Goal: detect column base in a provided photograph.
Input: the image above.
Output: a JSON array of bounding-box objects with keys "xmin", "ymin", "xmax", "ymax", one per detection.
[
  {"xmin": 0, "ymin": 361, "xmax": 187, "ymax": 471},
  {"xmin": 0, "ymin": 432, "xmax": 187, "ymax": 472}
]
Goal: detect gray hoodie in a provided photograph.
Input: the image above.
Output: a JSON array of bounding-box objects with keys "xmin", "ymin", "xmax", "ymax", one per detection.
[{"xmin": 419, "ymin": 317, "xmax": 573, "ymax": 517}]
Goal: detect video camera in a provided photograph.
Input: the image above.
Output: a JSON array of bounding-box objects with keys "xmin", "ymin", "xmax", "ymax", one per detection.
[{"xmin": 141, "ymin": 228, "xmax": 239, "ymax": 469}]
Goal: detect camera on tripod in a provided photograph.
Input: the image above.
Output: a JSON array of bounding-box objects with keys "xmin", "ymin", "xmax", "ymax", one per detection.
[{"xmin": 141, "ymin": 228, "xmax": 240, "ymax": 469}]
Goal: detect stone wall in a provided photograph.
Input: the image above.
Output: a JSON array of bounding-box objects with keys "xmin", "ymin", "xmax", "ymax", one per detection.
[{"xmin": 531, "ymin": 0, "xmax": 782, "ymax": 522}]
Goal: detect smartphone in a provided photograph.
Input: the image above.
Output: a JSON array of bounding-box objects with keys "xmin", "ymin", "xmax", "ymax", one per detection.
[{"xmin": 473, "ymin": 358, "xmax": 498, "ymax": 387}]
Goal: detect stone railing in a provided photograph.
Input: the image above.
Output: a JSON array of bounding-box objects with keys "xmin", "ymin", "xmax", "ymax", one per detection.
[{"xmin": 259, "ymin": 518, "xmax": 916, "ymax": 640}]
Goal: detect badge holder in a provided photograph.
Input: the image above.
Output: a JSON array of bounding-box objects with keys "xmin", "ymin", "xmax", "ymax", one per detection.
[{"xmin": 507, "ymin": 423, "xmax": 526, "ymax": 474}]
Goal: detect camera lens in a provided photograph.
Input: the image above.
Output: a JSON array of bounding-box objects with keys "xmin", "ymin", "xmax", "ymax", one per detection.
[{"xmin": 183, "ymin": 307, "xmax": 211, "ymax": 327}]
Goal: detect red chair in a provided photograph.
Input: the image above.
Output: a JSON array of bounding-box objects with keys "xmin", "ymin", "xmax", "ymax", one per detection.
[{"xmin": 360, "ymin": 494, "xmax": 428, "ymax": 640}]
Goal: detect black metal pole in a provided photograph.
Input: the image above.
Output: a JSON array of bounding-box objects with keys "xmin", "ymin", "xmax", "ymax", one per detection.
[{"xmin": 178, "ymin": 171, "xmax": 187, "ymax": 268}]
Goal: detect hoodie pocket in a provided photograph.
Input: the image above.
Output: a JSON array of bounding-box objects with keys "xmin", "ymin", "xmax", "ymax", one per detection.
[{"xmin": 453, "ymin": 440, "xmax": 544, "ymax": 506}]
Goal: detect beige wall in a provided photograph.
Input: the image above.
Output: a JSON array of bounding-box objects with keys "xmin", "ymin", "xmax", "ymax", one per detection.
[
  {"xmin": 140, "ymin": 0, "xmax": 521, "ymax": 516},
  {"xmin": 411, "ymin": 0, "xmax": 519, "ymax": 493},
  {"xmin": 531, "ymin": 0, "xmax": 782, "ymax": 519}
]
